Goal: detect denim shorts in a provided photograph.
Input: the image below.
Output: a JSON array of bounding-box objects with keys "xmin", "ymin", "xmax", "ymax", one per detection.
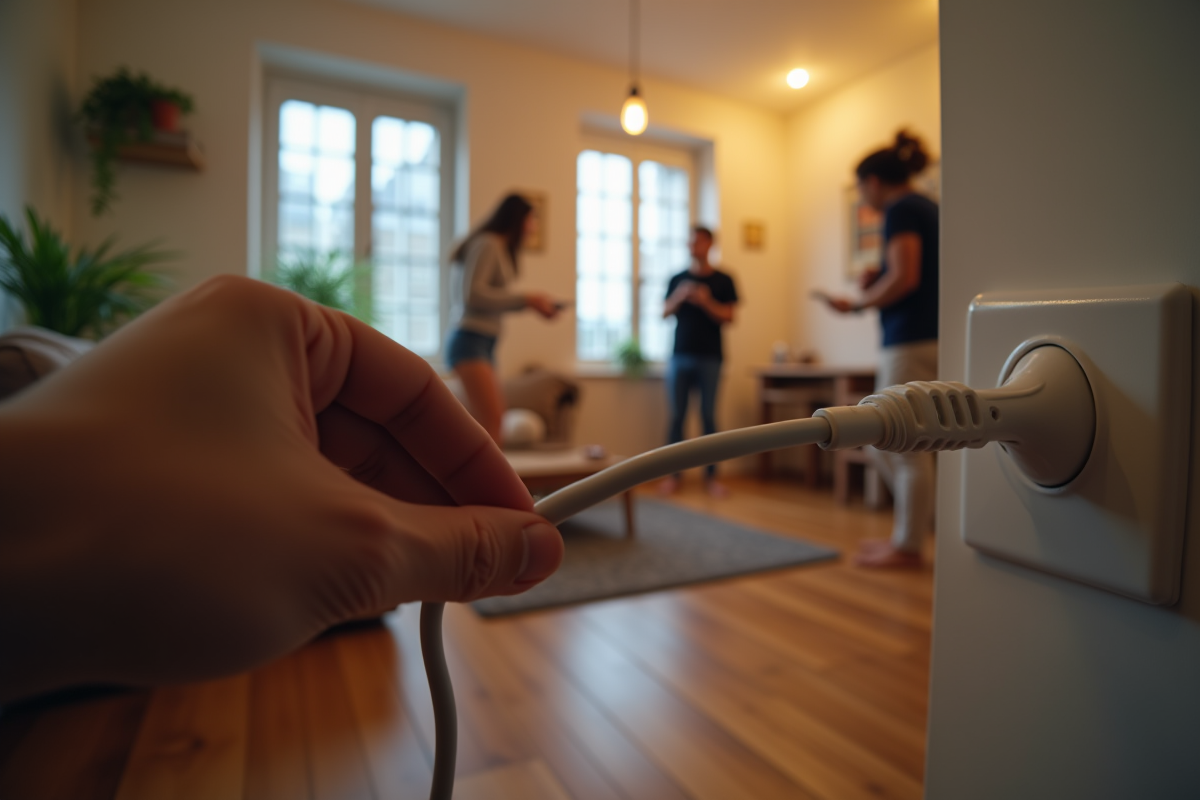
[{"xmin": 445, "ymin": 328, "xmax": 497, "ymax": 368}]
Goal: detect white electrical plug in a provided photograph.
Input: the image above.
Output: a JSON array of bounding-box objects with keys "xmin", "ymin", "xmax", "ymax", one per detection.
[{"xmin": 817, "ymin": 344, "xmax": 1096, "ymax": 488}]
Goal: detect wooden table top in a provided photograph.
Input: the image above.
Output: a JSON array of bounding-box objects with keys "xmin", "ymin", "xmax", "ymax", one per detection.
[
  {"xmin": 754, "ymin": 363, "xmax": 877, "ymax": 379},
  {"xmin": 503, "ymin": 447, "xmax": 623, "ymax": 479}
]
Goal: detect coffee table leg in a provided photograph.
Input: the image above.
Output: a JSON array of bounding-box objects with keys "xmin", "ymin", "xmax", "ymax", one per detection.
[{"xmin": 622, "ymin": 491, "xmax": 636, "ymax": 539}]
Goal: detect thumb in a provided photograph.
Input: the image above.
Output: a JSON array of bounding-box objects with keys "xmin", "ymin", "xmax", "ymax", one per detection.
[{"xmin": 389, "ymin": 504, "xmax": 564, "ymax": 604}]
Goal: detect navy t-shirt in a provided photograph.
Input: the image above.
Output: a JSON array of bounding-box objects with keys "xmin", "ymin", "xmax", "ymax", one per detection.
[
  {"xmin": 879, "ymin": 193, "xmax": 939, "ymax": 347},
  {"xmin": 666, "ymin": 268, "xmax": 739, "ymax": 360}
]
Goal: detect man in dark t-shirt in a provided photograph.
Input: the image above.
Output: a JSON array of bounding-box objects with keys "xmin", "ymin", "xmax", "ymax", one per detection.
[{"xmin": 659, "ymin": 226, "xmax": 739, "ymax": 496}]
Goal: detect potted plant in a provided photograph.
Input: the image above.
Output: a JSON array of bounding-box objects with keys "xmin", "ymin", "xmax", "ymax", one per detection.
[
  {"xmin": 614, "ymin": 337, "xmax": 649, "ymax": 378},
  {"xmin": 79, "ymin": 67, "xmax": 195, "ymax": 216},
  {"xmin": 0, "ymin": 207, "xmax": 171, "ymax": 339},
  {"xmin": 265, "ymin": 249, "xmax": 373, "ymax": 323}
]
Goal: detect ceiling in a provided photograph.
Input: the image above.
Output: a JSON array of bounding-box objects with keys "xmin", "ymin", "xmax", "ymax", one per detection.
[{"xmin": 344, "ymin": 0, "xmax": 939, "ymax": 113}]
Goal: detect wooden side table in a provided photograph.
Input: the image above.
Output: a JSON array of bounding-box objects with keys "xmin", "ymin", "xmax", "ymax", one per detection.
[
  {"xmin": 754, "ymin": 364, "xmax": 879, "ymax": 500},
  {"xmin": 504, "ymin": 448, "xmax": 635, "ymax": 537}
]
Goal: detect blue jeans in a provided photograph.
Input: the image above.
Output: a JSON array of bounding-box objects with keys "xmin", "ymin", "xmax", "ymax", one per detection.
[
  {"xmin": 666, "ymin": 354, "xmax": 723, "ymax": 478},
  {"xmin": 445, "ymin": 328, "xmax": 497, "ymax": 368}
]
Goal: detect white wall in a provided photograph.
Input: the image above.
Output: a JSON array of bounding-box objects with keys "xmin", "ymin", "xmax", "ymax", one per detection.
[
  {"xmin": 0, "ymin": 0, "xmax": 78, "ymax": 330},
  {"xmin": 928, "ymin": 1, "xmax": 1200, "ymax": 797},
  {"xmin": 784, "ymin": 45, "xmax": 941, "ymax": 366},
  {"xmin": 70, "ymin": 0, "xmax": 792, "ymax": 465}
]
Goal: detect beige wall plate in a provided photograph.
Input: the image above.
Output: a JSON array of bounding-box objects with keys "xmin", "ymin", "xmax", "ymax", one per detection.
[{"xmin": 962, "ymin": 284, "xmax": 1192, "ymax": 605}]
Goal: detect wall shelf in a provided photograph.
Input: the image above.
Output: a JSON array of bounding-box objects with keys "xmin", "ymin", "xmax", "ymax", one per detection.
[{"xmin": 89, "ymin": 130, "xmax": 205, "ymax": 171}]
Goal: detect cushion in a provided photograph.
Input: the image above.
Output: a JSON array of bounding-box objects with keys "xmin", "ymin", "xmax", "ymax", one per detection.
[
  {"xmin": 0, "ymin": 326, "xmax": 94, "ymax": 401},
  {"xmin": 501, "ymin": 368, "xmax": 580, "ymax": 443}
]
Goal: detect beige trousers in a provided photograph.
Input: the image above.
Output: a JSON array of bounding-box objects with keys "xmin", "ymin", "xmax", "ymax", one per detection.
[{"xmin": 871, "ymin": 339, "xmax": 939, "ymax": 554}]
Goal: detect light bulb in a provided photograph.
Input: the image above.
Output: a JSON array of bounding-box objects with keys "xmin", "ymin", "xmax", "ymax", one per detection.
[
  {"xmin": 786, "ymin": 68, "xmax": 810, "ymax": 89},
  {"xmin": 621, "ymin": 89, "xmax": 648, "ymax": 135}
]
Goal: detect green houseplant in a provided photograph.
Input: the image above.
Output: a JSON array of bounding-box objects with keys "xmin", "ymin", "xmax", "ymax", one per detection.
[
  {"xmin": 79, "ymin": 67, "xmax": 195, "ymax": 216},
  {"xmin": 265, "ymin": 250, "xmax": 373, "ymax": 322},
  {"xmin": 614, "ymin": 337, "xmax": 649, "ymax": 378},
  {"xmin": 0, "ymin": 207, "xmax": 171, "ymax": 339}
]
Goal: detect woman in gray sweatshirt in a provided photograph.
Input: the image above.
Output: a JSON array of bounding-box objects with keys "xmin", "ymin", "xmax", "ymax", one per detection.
[{"xmin": 445, "ymin": 194, "xmax": 562, "ymax": 443}]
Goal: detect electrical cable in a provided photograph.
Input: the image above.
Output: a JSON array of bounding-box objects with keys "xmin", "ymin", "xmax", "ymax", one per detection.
[
  {"xmin": 417, "ymin": 416, "xmax": 833, "ymax": 800},
  {"xmin": 418, "ymin": 350, "xmax": 1097, "ymax": 799}
]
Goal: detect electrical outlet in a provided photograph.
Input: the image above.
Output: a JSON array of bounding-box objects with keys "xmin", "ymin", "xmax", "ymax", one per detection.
[{"xmin": 961, "ymin": 283, "xmax": 1192, "ymax": 604}]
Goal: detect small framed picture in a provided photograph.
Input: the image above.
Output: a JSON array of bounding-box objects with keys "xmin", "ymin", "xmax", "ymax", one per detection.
[
  {"xmin": 846, "ymin": 186, "xmax": 883, "ymax": 280},
  {"xmin": 743, "ymin": 220, "xmax": 765, "ymax": 251},
  {"xmin": 521, "ymin": 190, "xmax": 548, "ymax": 252}
]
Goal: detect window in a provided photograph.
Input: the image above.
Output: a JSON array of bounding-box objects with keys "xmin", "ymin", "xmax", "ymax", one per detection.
[
  {"xmin": 264, "ymin": 77, "xmax": 452, "ymax": 356},
  {"xmin": 575, "ymin": 141, "xmax": 693, "ymax": 362}
]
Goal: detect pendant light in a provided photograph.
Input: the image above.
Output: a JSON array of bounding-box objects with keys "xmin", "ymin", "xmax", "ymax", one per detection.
[{"xmin": 620, "ymin": 0, "xmax": 648, "ymax": 135}]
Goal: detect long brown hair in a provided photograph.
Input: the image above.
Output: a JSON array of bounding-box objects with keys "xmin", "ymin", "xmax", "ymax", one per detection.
[{"xmin": 449, "ymin": 193, "xmax": 533, "ymax": 272}]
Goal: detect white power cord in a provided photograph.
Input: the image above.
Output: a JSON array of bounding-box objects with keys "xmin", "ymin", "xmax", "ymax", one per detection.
[{"xmin": 420, "ymin": 342, "xmax": 1095, "ymax": 798}]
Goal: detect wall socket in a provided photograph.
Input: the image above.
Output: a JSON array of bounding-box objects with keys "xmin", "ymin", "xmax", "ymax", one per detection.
[{"xmin": 961, "ymin": 284, "xmax": 1192, "ymax": 605}]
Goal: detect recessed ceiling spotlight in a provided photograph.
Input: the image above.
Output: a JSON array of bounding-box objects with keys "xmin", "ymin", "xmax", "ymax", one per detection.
[{"xmin": 787, "ymin": 68, "xmax": 810, "ymax": 89}]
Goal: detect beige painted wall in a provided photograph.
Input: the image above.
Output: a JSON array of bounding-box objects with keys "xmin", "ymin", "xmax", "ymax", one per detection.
[
  {"xmin": 70, "ymin": 0, "xmax": 791, "ymax": 467},
  {"xmin": 0, "ymin": 0, "xmax": 77, "ymax": 227},
  {"xmin": 0, "ymin": 0, "xmax": 78, "ymax": 329},
  {"xmin": 784, "ymin": 44, "xmax": 941, "ymax": 367}
]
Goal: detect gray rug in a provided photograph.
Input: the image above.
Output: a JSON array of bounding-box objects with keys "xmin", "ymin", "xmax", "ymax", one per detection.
[{"xmin": 472, "ymin": 498, "xmax": 839, "ymax": 617}]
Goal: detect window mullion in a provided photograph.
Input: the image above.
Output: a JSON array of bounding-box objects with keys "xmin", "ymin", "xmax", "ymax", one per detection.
[
  {"xmin": 631, "ymin": 159, "xmax": 641, "ymax": 343},
  {"xmin": 353, "ymin": 98, "xmax": 374, "ymax": 323}
]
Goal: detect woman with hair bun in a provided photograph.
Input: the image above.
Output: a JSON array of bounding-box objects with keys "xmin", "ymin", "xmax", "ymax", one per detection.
[
  {"xmin": 827, "ymin": 130, "xmax": 940, "ymax": 568},
  {"xmin": 445, "ymin": 193, "xmax": 563, "ymax": 443}
]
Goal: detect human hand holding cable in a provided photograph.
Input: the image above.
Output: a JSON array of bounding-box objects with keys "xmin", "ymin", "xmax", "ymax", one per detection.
[{"xmin": 0, "ymin": 275, "xmax": 564, "ymax": 703}]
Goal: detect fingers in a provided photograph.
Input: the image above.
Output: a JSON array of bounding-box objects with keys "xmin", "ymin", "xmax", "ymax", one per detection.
[
  {"xmin": 318, "ymin": 501, "xmax": 564, "ymax": 613},
  {"xmin": 298, "ymin": 300, "xmax": 533, "ymax": 512},
  {"xmin": 316, "ymin": 402, "xmax": 455, "ymax": 506}
]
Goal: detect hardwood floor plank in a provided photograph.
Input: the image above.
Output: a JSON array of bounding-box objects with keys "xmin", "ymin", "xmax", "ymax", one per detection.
[
  {"xmin": 820, "ymin": 653, "xmax": 931, "ymax": 725},
  {"xmin": 793, "ymin": 568, "xmax": 934, "ymax": 632},
  {"xmin": 0, "ymin": 689, "xmax": 150, "ymax": 800},
  {"xmin": 385, "ymin": 607, "xmax": 498, "ymax": 778},
  {"xmin": 243, "ymin": 656, "xmax": 310, "ymax": 800},
  {"xmin": 114, "ymin": 674, "xmax": 250, "ymax": 800},
  {"xmin": 584, "ymin": 601, "xmax": 925, "ymax": 799},
  {"xmin": 455, "ymin": 759, "xmax": 573, "ymax": 800},
  {"xmin": 296, "ymin": 635, "xmax": 375, "ymax": 800},
  {"xmin": 681, "ymin": 581, "xmax": 871, "ymax": 669},
  {"xmin": 443, "ymin": 606, "xmax": 627, "ymax": 800},
  {"xmin": 610, "ymin": 594, "xmax": 928, "ymax": 779},
  {"xmin": 334, "ymin": 623, "xmax": 434, "ymax": 800},
  {"xmin": 388, "ymin": 606, "xmax": 527, "ymax": 778},
  {"xmin": 519, "ymin": 612, "xmax": 818, "ymax": 800},
  {"xmin": 487, "ymin": 617, "xmax": 694, "ymax": 800},
  {"xmin": 742, "ymin": 580, "xmax": 928, "ymax": 656}
]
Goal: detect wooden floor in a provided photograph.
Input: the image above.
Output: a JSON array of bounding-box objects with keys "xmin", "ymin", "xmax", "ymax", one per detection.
[{"xmin": 0, "ymin": 476, "xmax": 933, "ymax": 800}]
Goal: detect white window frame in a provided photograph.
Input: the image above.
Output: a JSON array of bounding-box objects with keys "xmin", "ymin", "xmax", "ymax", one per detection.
[
  {"xmin": 262, "ymin": 74, "xmax": 455, "ymax": 357},
  {"xmin": 576, "ymin": 133, "xmax": 697, "ymax": 364}
]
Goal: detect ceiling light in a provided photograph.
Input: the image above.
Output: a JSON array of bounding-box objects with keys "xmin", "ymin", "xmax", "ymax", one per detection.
[
  {"xmin": 621, "ymin": 0, "xmax": 647, "ymax": 135},
  {"xmin": 787, "ymin": 68, "xmax": 810, "ymax": 89},
  {"xmin": 621, "ymin": 88, "xmax": 648, "ymax": 136}
]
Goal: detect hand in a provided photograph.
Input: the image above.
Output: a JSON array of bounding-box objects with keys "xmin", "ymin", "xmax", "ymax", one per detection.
[
  {"xmin": 687, "ymin": 282, "xmax": 713, "ymax": 305},
  {"xmin": 525, "ymin": 292, "xmax": 561, "ymax": 320},
  {"xmin": 669, "ymin": 281, "xmax": 695, "ymax": 304},
  {"xmin": 858, "ymin": 267, "xmax": 882, "ymax": 291},
  {"xmin": 0, "ymin": 276, "xmax": 564, "ymax": 702},
  {"xmin": 827, "ymin": 296, "xmax": 861, "ymax": 314}
]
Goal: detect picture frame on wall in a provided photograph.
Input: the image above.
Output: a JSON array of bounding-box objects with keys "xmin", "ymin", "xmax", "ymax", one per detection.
[
  {"xmin": 743, "ymin": 220, "xmax": 765, "ymax": 251},
  {"xmin": 846, "ymin": 185, "xmax": 883, "ymax": 281},
  {"xmin": 521, "ymin": 190, "xmax": 547, "ymax": 252}
]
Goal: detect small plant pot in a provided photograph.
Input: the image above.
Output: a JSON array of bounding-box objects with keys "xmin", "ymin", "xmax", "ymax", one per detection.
[{"xmin": 150, "ymin": 99, "xmax": 182, "ymax": 133}]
